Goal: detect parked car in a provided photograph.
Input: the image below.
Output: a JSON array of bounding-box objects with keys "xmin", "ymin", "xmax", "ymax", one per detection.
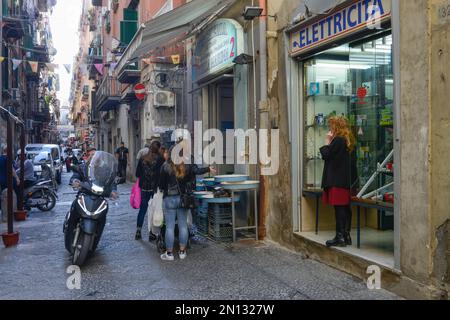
[
  {"xmin": 25, "ymin": 144, "xmax": 63, "ymax": 184},
  {"xmin": 30, "ymin": 151, "xmax": 57, "ymax": 191}
]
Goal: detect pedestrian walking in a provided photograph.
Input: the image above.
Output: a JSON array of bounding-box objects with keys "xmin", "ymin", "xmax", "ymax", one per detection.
[
  {"xmin": 134, "ymin": 141, "xmax": 164, "ymax": 241},
  {"xmin": 320, "ymin": 116, "xmax": 356, "ymax": 248},
  {"xmin": 158, "ymin": 139, "xmax": 215, "ymax": 261},
  {"xmin": 115, "ymin": 142, "xmax": 129, "ymax": 182}
]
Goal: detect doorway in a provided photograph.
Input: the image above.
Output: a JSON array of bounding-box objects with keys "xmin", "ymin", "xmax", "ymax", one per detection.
[{"xmin": 207, "ymin": 80, "xmax": 234, "ymax": 175}]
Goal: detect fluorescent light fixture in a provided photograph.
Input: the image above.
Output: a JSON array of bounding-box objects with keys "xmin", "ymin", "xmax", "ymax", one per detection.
[{"xmin": 316, "ymin": 62, "xmax": 371, "ymax": 70}]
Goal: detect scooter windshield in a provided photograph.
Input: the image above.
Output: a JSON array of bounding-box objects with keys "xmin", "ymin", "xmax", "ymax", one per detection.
[{"xmin": 87, "ymin": 151, "xmax": 117, "ymax": 190}]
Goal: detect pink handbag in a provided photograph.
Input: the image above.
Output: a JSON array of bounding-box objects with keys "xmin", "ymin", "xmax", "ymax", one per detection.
[{"xmin": 130, "ymin": 179, "xmax": 141, "ymax": 209}]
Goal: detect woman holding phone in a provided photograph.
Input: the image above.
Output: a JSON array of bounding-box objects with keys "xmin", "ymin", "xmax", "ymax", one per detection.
[{"xmin": 320, "ymin": 116, "xmax": 356, "ymax": 247}]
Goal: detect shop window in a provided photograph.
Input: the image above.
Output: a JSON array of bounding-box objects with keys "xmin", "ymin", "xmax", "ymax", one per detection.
[
  {"xmin": 303, "ymin": 34, "xmax": 394, "ymax": 204},
  {"xmin": 301, "ymin": 33, "xmax": 395, "ymax": 265}
]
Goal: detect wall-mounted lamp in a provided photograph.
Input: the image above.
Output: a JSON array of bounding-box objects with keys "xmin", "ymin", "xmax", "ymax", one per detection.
[
  {"xmin": 242, "ymin": 6, "xmax": 277, "ymax": 21},
  {"xmin": 243, "ymin": 6, "xmax": 263, "ymax": 20},
  {"xmin": 233, "ymin": 53, "xmax": 254, "ymax": 65}
]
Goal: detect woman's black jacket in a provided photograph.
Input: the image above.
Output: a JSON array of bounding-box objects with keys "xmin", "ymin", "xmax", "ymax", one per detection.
[{"xmin": 320, "ymin": 137, "xmax": 357, "ymax": 190}]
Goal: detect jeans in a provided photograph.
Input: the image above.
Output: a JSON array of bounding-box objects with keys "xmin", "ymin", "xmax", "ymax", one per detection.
[
  {"xmin": 118, "ymin": 161, "xmax": 127, "ymax": 178},
  {"xmin": 137, "ymin": 190, "xmax": 154, "ymax": 229},
  {"xmin": 163, "ymin": 195, "xmax": 189, "ymax": 252}
]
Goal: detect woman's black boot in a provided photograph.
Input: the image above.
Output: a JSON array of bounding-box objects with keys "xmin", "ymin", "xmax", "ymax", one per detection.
[
  {"xmin": 326, "ymin": 206, "xmax": 347, "ymax": 247},
  {"xmin": 326, "ymin": 233, "xmax": 346, "ymax": 247}
]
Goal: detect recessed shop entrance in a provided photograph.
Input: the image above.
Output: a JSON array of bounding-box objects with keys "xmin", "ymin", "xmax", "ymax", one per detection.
[{"xmin": 294, "ymin": 33, "xmax": 396, "ymax": 269}]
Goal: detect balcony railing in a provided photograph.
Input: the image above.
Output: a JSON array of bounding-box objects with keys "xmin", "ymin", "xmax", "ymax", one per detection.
[
  {"xmin": 2, "ymin": 0, "xmax": 26, "ymax": 39},
  {"xmin": 96, "ymin": 76, "xmax": 121, "ymax": 112}
]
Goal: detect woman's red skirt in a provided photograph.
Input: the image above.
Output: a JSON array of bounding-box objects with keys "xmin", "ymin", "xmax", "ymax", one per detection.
[{"xmin": 322, "ymin": 187, "xmax": 351, "ymax": 206}]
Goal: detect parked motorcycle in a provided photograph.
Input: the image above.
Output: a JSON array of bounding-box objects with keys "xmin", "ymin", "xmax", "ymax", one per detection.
[
  {"xmin": 63, "ymin": 151, "xmax": 118, "ymax": 266},
  {"xmin": 24, "ymin": 179, "xmax": 58, "ymax": 212}
]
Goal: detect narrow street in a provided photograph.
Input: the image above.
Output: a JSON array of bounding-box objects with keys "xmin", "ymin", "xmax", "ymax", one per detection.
[{"xmin": 0, "ymin": 171, "xmax": 400, "ymax": 300}]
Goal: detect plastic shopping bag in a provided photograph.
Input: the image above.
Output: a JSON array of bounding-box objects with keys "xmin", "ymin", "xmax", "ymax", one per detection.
[
  {"xmin": 152, "ymin": 190, "xmax": 164, "ymax": 227},
  {"xmin": 147, "ymin": 198, "xmax": 161, "ymax": 236},
  {"xmin": 130, "ymin": 179, "xmax": 141, "ymax": 209}
]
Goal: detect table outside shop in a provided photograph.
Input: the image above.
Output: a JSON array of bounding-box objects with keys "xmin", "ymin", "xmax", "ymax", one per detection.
[{"xmin": 221, "ymin": 184, "xmax": 259, "ymax": 242}]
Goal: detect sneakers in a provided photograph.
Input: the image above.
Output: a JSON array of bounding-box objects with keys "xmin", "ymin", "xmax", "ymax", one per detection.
[
  {"xmin": 179, "ymin": 250, "xmax": 187, "ymax": 260},
  {"xmin": 160, "ymin": 252, "xmax": 175, "ymax": 261},
  {"xmin": 135, "ymin": 229, "xmax": 142, "ymax": 241}
]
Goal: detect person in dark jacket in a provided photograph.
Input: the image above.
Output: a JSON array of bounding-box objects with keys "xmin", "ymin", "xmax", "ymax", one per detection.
[
  {"xmin": 320, "ymin": 116, "xmax": 356, "ymax": 248},
  {"xmin": 158, "ymin": 140, "xmax": 215, "ymax": 261},
  {"xmin": 134, "ymin": 141, "xmax": 164, "ymax": 241}
]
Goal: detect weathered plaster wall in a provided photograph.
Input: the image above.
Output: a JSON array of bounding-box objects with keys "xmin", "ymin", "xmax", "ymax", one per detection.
[
  {"xmin": 429, "ymin": 0, "xmax": 450, "ymax": 292},
  {"xmin": 398, "ymin": 0, "xmax": 431, "ymax": 285},
  {"xmin": 265, "ymin": 0, "xmax": 449, "ymax": 299}
]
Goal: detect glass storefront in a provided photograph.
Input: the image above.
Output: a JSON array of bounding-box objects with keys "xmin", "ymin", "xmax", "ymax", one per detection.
[
  {"xmin": 303, "ymin": 33, "xmax": 394, "ymax": 204},
  {"xmin": 299, "ymin": 32, "xmax": 395, "ymax": 266}
]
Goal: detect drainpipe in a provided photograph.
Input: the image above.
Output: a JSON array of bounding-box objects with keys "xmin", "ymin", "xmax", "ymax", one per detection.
[{"xmin": 258, "ymin": 0, "xmax": 268, "ymax": 240}]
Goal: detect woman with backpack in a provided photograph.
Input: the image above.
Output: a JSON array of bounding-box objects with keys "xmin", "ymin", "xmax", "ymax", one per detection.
[
  {"xmin": 158, "ymin": 140, "xmax": 215, "ymax": 261},
  {"xmin": 135, "ymin": 141, "xmax": 164, "ymax": 241}
]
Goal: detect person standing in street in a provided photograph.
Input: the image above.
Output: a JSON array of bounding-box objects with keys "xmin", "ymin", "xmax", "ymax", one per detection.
[
  {"xmin": 15, "ymin": 151, "xmax": 36, "ymax": 189},
  {"xmin": 134, "ymin": 141, "xmax": 164, "ymax": 241},
  {"xmin": 115, "ymin": 142, "xmax": 129, "ymax": 182},
  {"xmin": 320, "ymin": 116, "xmax": 356, "ymax": 248},
  {"xmin": 0, "ymin": 146, "xmax": 20, "ymax": 211},
  {"xmin": 158, "ymin": 140, "xmax": 215, "ymax": 261}
]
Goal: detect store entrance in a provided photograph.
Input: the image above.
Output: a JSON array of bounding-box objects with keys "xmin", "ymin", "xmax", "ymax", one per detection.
[
  {"xmin": 207, "ymin": 79, "xmax": 234, "ymax": 175},
  {"xmin": 298, "ymin": 33, "xmax": 395, "ymax": 268}
]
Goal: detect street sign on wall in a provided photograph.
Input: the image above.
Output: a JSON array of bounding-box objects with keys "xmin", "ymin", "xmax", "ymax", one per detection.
[{"xmin": 134, "ymin": 83, "xmax": 147, "ymax": 100}]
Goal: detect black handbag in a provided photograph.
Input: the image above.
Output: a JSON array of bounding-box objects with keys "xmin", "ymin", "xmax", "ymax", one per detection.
[{"xmin": 176, "ymin": 179, "xmax": 196, "ymax": 209}]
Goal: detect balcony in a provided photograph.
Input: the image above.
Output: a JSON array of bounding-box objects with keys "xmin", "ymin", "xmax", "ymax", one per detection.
[
  {"xmin": 120, "ymin": 85, "xmax": 137, "ymax": 103},
  {"xmin": 33, "ymin": 44, "xmax": 50, "ymax": 63},
  {"xmin": 33, "ymin": 107, "xmax": 51, "ymax": 123},
  {"xmin": 96, "ymin": 76, "xmax": 121, "ymax": 112},
  {"xmin": 2, "ymin": 0, "xmax": 26, "ymax": 39},
  {"xmin": 117, "ymin": 62, "xmax": 140, "ymax": 84},
  {"xmin": 87, "ymin": 47, "xmax": 103, "ymax": 80}
]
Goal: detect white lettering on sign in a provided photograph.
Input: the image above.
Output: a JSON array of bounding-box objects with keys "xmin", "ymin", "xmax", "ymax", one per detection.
[{"xmin": 290, "ymin": 0, "xmax": 391, "ymax": 56}]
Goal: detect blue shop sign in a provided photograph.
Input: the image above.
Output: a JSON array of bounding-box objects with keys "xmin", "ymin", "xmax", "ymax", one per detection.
[
  {"xmin": 290, "ymin": 0, "xmax": 391, "ymax": 57},
  {"xmin": 193, "ymin": 19, "xmax": 244, "ymax": 82}
]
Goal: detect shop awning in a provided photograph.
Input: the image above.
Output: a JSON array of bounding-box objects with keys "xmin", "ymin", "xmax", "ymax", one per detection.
[{"xmin": 116, "ymin": 0, "xmax": 237, "ymax": 72}]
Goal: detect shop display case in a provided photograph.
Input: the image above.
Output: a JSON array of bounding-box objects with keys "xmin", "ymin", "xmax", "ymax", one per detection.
[{"xmin": 302, "ymin": 35, "xmax": 395, "ymax": 210}]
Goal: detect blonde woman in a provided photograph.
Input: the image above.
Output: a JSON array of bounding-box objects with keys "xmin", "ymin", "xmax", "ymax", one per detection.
[
  {"xmin": 158, "ymin": 140, "xmax": 215, "ymax": 261},
  {"xmin": 320, "ymin": 116, "xmax": 356, "ymax": 247}
]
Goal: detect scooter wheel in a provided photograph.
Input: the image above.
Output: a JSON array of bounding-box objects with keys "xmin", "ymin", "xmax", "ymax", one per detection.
[{"xmin": 37, "ymin": 193, "xmax": 56, "ymax": 212}]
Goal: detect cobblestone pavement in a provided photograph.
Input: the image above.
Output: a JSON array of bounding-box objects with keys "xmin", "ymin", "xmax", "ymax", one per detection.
[{"xmin": 0, "ymin": 171, "xmax": 401, "ymax": 300}]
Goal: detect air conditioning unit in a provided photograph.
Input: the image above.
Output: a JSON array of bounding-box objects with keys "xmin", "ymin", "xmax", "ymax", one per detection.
[{"xmin": 154, "ymin": 91, "xmax": 175, "ymax": 107}]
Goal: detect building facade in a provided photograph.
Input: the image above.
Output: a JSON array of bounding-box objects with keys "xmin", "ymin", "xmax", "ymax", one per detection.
[
  {"xmin": 265, "ymin": 0, "xmax": 450, "ymax": 299},
  {"xmin": 69, "ymin": 0, "xmax": 450, "ymax": 299},
  {"xmin": 1, "ymin": 0, "xmax": 58, "ymax": 151}
]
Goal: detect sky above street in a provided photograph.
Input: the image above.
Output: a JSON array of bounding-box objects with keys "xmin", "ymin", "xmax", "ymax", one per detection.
[{"xmin": 49, "ymin": 0, "xmax": 82, "ymax": 109}]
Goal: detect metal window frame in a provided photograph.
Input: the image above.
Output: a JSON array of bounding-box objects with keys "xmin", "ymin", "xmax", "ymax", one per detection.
[{"xmin": 285, "ymin": 1, "xmax": 402, "ymax": 270}]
